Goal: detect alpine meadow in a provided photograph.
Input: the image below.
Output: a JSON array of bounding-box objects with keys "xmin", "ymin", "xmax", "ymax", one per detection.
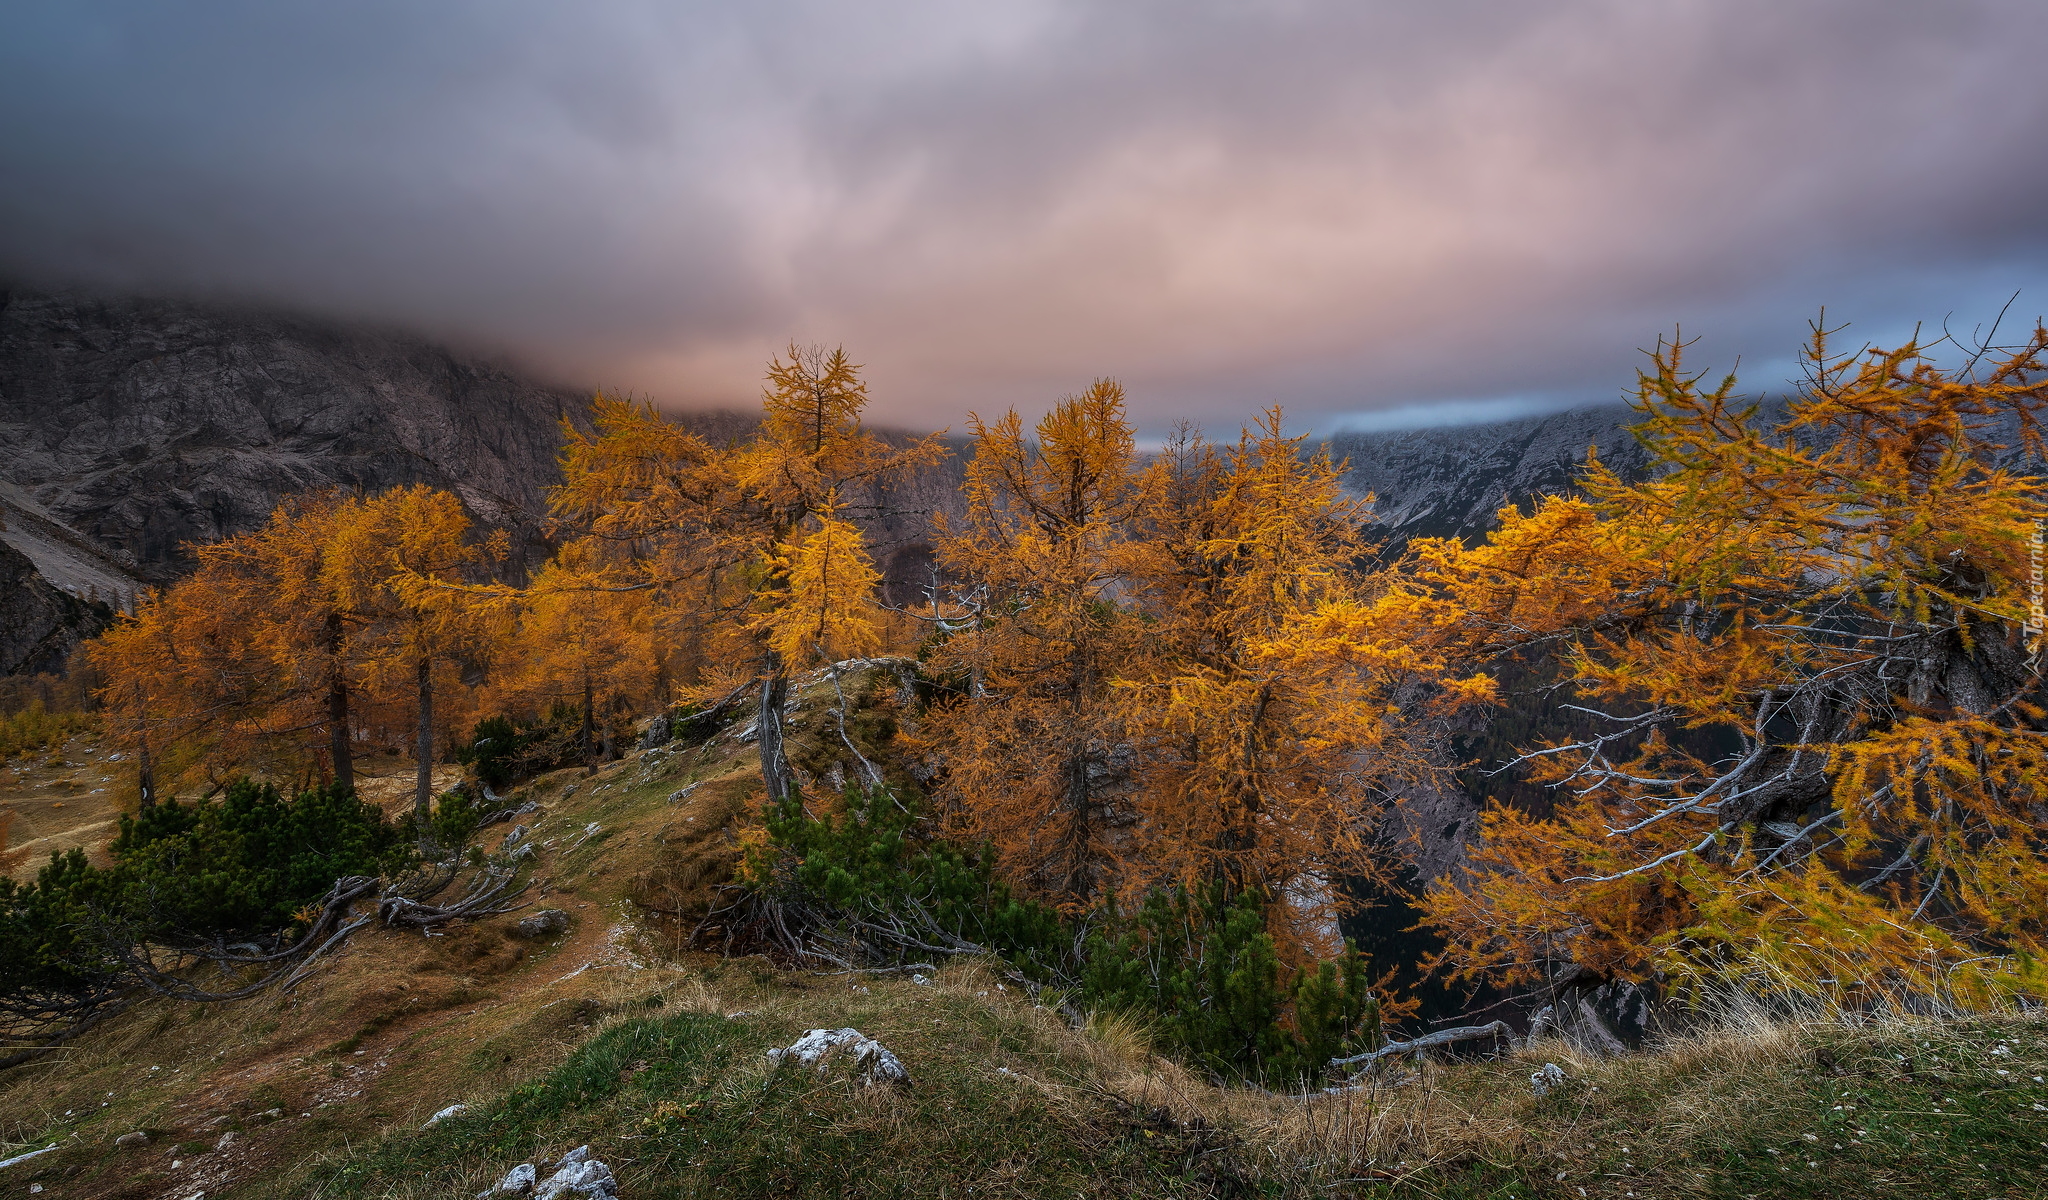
[
  {"xmin": 4, "ymin": 321, "xmax": 2046, "ymax": 1198},
  {"xmin": 6, "ymin": 5, "xmax": 2048, "ymax": 1193}
]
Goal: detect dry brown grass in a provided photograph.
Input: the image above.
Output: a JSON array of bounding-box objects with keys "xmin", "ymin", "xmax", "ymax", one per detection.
[{"xmin": 9, "ymin": 671, "xmax": 2041, "ymax": 1199}]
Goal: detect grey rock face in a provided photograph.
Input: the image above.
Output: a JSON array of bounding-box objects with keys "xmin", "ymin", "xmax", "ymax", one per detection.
[
  {"xmin": 1328, "ymin": 405, "xmax": 1655, "ymax": 545},
  {"xmin": 533, "ymin": 1146, "xmax": 616, "ymax": 1199},
  {"xmin": 0, "ymin": 535, "xmax": 112, "ymax": 675},
  {"xmin": 766, "ymin": 1027, "xmax": 912, "ymax": 1088},
  {"xmin": 0, "ymin": 284, "xmax": 594, "ymax": 583},
  {"xmin": 479, "ymin": 1162, "xmax": 537, "ymax": 1197},
  {"xmin": 1525, "ymin": 977, "xmax": 1661, "ymax": 1055}
]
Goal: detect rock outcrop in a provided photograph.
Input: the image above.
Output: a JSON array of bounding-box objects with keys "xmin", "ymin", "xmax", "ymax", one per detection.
[{"xmin": 0, "ymin": 536, "xmax": 112, "ymax": 676}]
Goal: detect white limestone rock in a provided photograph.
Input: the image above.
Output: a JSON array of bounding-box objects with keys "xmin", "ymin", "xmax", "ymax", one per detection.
[{"xmin": 766, "ymin": 1027, "xmax": 911, "ymax": 1088}]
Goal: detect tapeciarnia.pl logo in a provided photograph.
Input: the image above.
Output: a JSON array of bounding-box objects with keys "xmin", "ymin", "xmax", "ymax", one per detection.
[{"xmin": 2030, "ymin": 519, "xmax": 2046, "ymax": 654}]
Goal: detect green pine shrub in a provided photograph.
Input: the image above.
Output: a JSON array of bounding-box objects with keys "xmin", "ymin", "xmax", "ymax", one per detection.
[
  {"xmin": 748, "ymin": 784, "xmax": 1380, "ymax": 1085},
  {"xmin": 747, "ymin": 784, "xmax": 1068, "ymax": 977},
  {"xmin": 424, "ymin": 789, "xmax": 486, "ymax": 855},
  {"xmin": 1, "ymin": 778, "xmax": 409, "ymax": 1033},
  {"xmin": 1081, "ymin": 883, "xmax": 1380, "ymax": 1086},
  {"xmin": 108, "ymin": 779, "xmax": 408, "ymax": 935},
  {"xmin": 455, "ymin": 715, "xmax": 530, "ymax": 790}
]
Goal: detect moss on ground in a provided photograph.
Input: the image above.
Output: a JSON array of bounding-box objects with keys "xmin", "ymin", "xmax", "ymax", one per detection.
[{"xmin": 297, "ymin": 981, "xmax": 1239, "ymax": 1200}]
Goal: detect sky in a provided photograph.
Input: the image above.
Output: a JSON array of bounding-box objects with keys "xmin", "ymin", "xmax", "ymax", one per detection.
[{"xmin": 3, "ymin": 1, "xmax": 2047, "ymax": 435}]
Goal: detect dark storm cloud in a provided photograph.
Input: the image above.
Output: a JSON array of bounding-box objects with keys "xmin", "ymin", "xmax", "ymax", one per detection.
[{"xmin": 3, "ymin": 0, "xmax": 2046, "ymax": 431}]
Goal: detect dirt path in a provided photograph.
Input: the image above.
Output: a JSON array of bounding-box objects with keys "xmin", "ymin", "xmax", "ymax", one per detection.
[{"xmin": 0, "ymin": 733, "xmax": 125, "ymax": 877}]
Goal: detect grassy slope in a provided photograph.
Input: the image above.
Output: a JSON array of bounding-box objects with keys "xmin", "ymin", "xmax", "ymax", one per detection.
[{"xmin": 0, "ymin": 663, "xmax": 2043, "ymax": 1199}]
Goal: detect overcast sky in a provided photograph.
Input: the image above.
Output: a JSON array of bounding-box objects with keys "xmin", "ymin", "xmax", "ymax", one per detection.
[{"xmin": 4, "ymin": 1, "xmax": 2046, "ymax": 434}]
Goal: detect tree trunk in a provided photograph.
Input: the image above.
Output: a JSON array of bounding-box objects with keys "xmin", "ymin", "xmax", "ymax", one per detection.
[
  {"xmin": 325, "ymin": 612, "xmax": 354, "ymax": 795},
  {"xmin": 582, "ymin": 668, "xmax": 597, "ymax": 777},
  {"xmin": 134, "ymin": 682, "xmax": 155, "ymax": 809},
  {"xmin": 136, "ymin": 730, "xmax": 155, "ymax": 810},
  {"xmin": 757, "ymin": 665, "xmax": 795, "ymax": 808},
  {"xmin": 415, "ymin": 655, "xmax": 434, "ymax": 827},
  {"xmin": 1059, "ymin": 746, "xmax": 1094, "ymax": 900}
]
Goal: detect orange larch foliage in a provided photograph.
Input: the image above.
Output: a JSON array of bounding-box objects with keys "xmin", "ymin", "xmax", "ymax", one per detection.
[
  {"xmin": 922, "ymin": 381, "xmax": 1150, "ymax": 908},
  {"xmin": 90, "ymin": 493, "xmax": 361, "ymax": 801},
  {"xmin": 89, "ymin": 486, "xmax": 490, "ymax": 809},
  {"xmin": 546, "ymin": 347, "xmax": 942, "ymax": 805},
  {"xmin": 1118, "ymin": 411, "xmax": 1487, "ymax": 954},
  {"xmin": 925, "ymin": 393, "xmax": 1488, "ymax": 939},
  {"xmin": 334, "ymin": 485, "xmax": 487, "ymax": 821},
  {"xmin": 1417, "ymin": 325, "xmax": 2048, "ymax": 1005},
  {"xmin": 485, "ymin": 542, "xmax": 662, "ymax": 775}
]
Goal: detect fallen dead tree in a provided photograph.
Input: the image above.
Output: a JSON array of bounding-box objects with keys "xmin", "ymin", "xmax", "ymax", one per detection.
[
  {"xmin": 1327, "ymin": 1021, "xmax": 1513, "ymax": 1074},
  {"xmin": 0, "ymin": 864, "xmax": 527, "ymax": 1070}
]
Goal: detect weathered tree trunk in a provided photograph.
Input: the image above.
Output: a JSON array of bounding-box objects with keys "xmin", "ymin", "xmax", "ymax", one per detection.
[
  {"xmin": 325, "ymin": 612, "xmax": 354, "ymax": 795},
  {"xmin": 581, "ymin": 667, "xmax": 597, "ymax": 776},
  {"xmin": 414, "ymin": 655, "xmax": 434, "ymax": 828},
  {"xmin": 757, "ymin": 666, "xmax": 795, "ymax": 808},
  {"xmin": 133, "ymin": 681, "xmax": 155, "ymax": 809},
  {"xmin": 136, "ymin": 730, "xmax": 155, "ymax": 810}
]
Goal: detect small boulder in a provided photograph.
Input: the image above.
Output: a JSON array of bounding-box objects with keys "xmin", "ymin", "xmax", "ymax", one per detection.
[
  {"xmin": 533, "ymin": 1146, "xmax": 616, "ymax": 1199},
  {"xmin": 114, "ymin": 1131, "xmax": 150, "ymax": 1149},
  {"xmin": 514, "ymin": 909, "xmax": 570, "ymax": 938},
  {"xmin": 422, "ymin": 1103, "xmax": 468, "ymax": 1128},
  {"xmin": 478, "ymin": 1161, "xmax": 537, "ymax": 1197},
  {"xmin": 1530, "ymin": 1062, "xmax": 1566, "ymax": 1097},
  {"xmin": 767, "ymin": 1028, "xmax": 911, "ymax": 1088}
]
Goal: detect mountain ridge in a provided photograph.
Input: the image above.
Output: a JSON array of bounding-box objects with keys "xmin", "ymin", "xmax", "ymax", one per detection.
[
  {"xmin": 0, "ymin": 283, "xmax": 605, "ymax": 673},
  {"xmin": 0, "ymin": 284, "xmax": 598, "ymax": 583}
]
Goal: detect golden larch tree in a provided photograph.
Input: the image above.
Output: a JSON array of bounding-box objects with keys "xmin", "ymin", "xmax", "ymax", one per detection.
[
  {"xmin": 1119, "ymin": 411, "xmax": 1488, "ymax": 954},
  {"xmin": 547, "ymin": 349, "xmax": 941, "ymax": 807},
  {"xmin": 923, "ymin": 380, "xmax": 1150, "ymax": 909},
  {"xmin": 328, "ymin": 485, "xmax": 486, "ymax": 823},
  {"xmin": 1418, "ymin": 324, "xmax": 2048, "ymax": 1005},
  {"xmin": 90, "ymin": 493, "xmax": 370, "ymax": 800}
]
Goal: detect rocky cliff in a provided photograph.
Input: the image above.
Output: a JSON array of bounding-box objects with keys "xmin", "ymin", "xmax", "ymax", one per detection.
[
  {"xmin": 0, "ymin": 285, "xmax": 595, "ymax": 584},
  {"xmin": 0, "ymin": 283, "xmax": 601, "ymax": 674},
  {"xmin": 0, "ymin": 537, "xmax": 112, "ymax": 677},
  {"xmin": 1329, "ymin": 405, "xmax": 1653, "ymax": 544}
]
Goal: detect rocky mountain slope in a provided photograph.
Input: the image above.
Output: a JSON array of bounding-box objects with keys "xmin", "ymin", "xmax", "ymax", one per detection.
[
  {"xmin": 0, "ymin": 284, "xmax": 595, "ymax": 582},
  {"xmin": 0, "ymin": 539, "xmax": 111, "ymax": 678},
  {"xmin": 1328, "ymin": 405, "xmax": 1653, "ymax": 544},
  {"xmin": 0, "ymin": 283, "xmax": 600, "ymax": 673}
]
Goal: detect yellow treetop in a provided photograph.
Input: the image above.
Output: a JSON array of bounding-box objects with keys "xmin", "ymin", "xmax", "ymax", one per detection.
[{"xmin": 757, "ymin": 503, "xmax": 885, "ymax": 667}]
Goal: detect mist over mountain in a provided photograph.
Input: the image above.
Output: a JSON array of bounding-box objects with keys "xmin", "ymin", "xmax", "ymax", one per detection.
[
  {"xmin": 0, "ymin": 284, "xmax": 600, "ymax": 673},
  {"xmin": 0, "ymin": 284, "xmax": 597, "ymax": 580}
]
